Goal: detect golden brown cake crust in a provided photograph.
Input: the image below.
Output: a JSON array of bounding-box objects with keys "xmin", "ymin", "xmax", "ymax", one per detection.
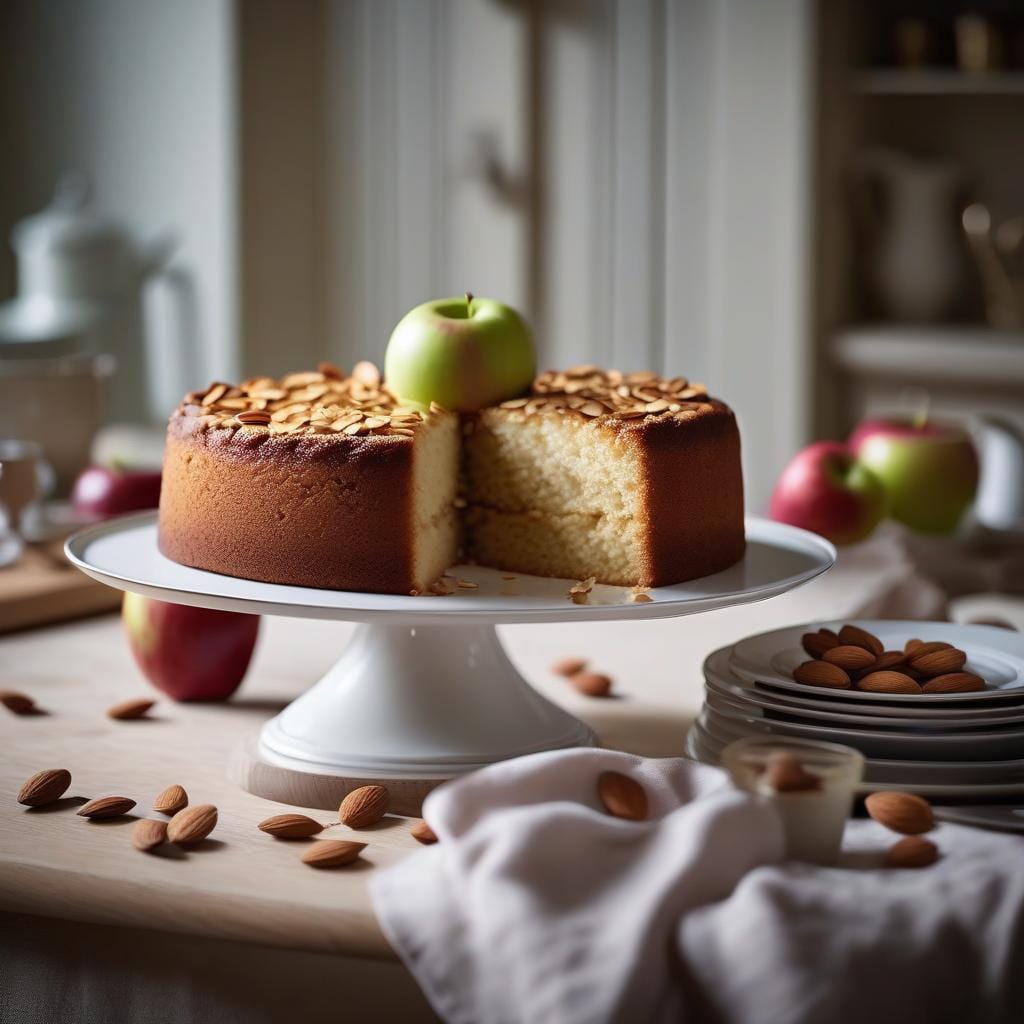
[{"xmin": 158, "ymin": 413, "xmax": 422, "ymax": 593}]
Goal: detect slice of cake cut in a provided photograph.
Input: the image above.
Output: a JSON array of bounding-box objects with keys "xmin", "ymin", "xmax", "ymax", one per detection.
[
  {"xmin": 158, "ymin": 366, "xmax": 459, "ymax": 594},
  {"xmin": 462, "ymin": 367, "xmax": 745, "ymax": 587}
]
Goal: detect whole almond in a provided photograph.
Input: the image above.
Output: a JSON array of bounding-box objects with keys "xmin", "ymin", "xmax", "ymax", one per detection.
[
  {"xmin": 904, "ymin": 638, "xmax": 923, "ymax": 655},
  {"xmin": 301, "ymin": 839, "xmax": 366, "ymax": 868},
  {"xmin": 838, "ymin": 624, "xmax": 884, "ymax": 656},
  {"xmin": 570, "ymin": 672, "xmax": 613, "ymax": 698},
  {"xmin": 107, "ymin": 698, "xmax": 155, "ymax": 721},
  {"xmin": 78, "ymin": 796, "xmax": 136, "ymax": 819},
  {"xmin": 801, "ymin": 630, "xmax": 841, "ymax": 659},
  {"xmin": 764, "ymin": 752, "xmax": 821, "ymax": 793},
  {"xmin": 907, "ymin": 641, "xmax": 952, "ymax": 658},
  {"xmin": 865, "ymin": 791, "xmax": 935, "ymax": 835},
  {"xmin": 857, "ymin": 671, "xmax": 921, "ymax": 694},
  {"xmin": 873, "ymin": 651, "xmax": 907, "ymax": 671},
  {"xmin": 551, "ymin": 656, "xmax": 588, "ymax": 677},
  {"xmin": 884, "ymin": 835, "xmax": 939, "ymax": 869},
  {"xmin": 339, "ymin": 785, "xmax": 389, "ymax": 829},
  {"xmin": 258, "ymin": 813, "xmax": 324, "ymax": 838},
  {"xmin": 598, "ymin": 771, "xmax": 648, "ymax": 821},
  {"xmin": 822, "ymin": 645, "xmax": 877, "ymax": 672},
  {"xmin": 922, "ymin": 672, "xmax": 985, "ymax": 694},
  {"xmin": 909, "ymin": 648, "xmax": 967, "ymax": 677},
  {"xmin": 1, "ymin": 691, "xmax": 36, "ymax": 715},
  {"xmin": 792, "ymin": 660, "xmax": 851, "ymax": 689},
  {"xmin": 153, "ymin": 784, "xmax": 188, "ymax": 815},
  {"xmin": 167, "ymin": 803, "xmax": 218, "ymax": 844},
  {"xmin": 132, "ymin": 818, "xmax": 168, "ymax": 852},
  {"xmin": 17, "ymin": 768, "xmax": 72, "ymax": 806},
  {"xmin": 410, "ymin": 820, "xmax": 438, "ymax": 845}
]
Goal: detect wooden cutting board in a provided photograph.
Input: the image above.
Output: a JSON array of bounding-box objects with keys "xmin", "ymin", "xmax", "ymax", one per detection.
[{"xmin": 0, "ymin": 540, "xmax": 122, "ymax": 634}]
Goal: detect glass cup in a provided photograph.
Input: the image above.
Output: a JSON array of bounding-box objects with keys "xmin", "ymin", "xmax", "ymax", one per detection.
[{"xmin": 722, "ymin": 736, "xmax": 864, "ymax": 866}]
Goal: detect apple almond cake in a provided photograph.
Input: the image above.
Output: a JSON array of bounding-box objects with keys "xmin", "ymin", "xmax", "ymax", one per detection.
[{"xmin": 158, "ymin": 364, "xmax": 745, "ymax": 594}]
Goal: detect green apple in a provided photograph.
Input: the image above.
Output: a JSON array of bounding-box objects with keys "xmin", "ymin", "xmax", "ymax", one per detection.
[
  {"xmin": 849, "ymin": 418, "xmax": 979, "ymax": 534},
  {"xmin": 384, "ymin": 294, "xmax": 535, "ymax": 411}
]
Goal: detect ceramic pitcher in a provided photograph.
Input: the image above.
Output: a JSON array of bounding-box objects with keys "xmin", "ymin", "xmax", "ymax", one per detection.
[{"xmin": 855, "ymin": 150, "xmax": 969, "ymax": 322}]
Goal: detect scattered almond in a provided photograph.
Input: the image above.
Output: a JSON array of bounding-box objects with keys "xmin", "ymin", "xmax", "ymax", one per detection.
[
  {"xmin": 909, "ymin": 648, "xmax": 967, "ymax": 678},
  {"xmin": 153, "ymin": 784, "xmax": 188, "ymax": 815},
  {"xmin": 258, "ymin": 813, "xmax": 324, "ymax": 839},
  {"xmin": 17, "ymin": 768, "xmax": 72, "ymax": 807},
  {"xmin": 884, "ymin": 835, "xmax": 939, "ymax": 869},
  {"xmin": 598, "ymin": 771, "xmax": 648, "ymax": 821},
  {"xmin": 865, "ymin": 791, "xmax": 934, "ymax": 835},
  {"xmin": 339, "ymin": 785, "xmax": 389, "ymax": 829},
  {"xmin": 629, "ymin": 592, "xmax": 653, "ymax": 603},
  {"xmin": 838, "ymin": 624, "xmax": 884, "ymax": 656},
  {"xmin": 1, "ymin": 691, "xmax": 36, "ymax": 715},
  {"xmin": 822, "ymin": 645, "xmax": 876, "ymax": 672},
  {"xmin": 793, "ymin": 660, "xmax": 851, "ymax": 689},
  {"xmin": 167, "ymin": 804, "xmax": 218, "ymax": 844},
  {"xmin": 301, "ymin": 839, "xmax": 366, "ymax": 868},
  {"xmin": 78, "ymin": 796, "xmax": 136, "ymax": 819},
  {"xmin": 921, "ymin": 672, "xmax": 985, "ymax": 694},
  {"xmin": 551, "ymin": 656, "xmax": 588, "ymax": 677},
  {"xmin": 857, "ymin": 671, "xmax": 921, "ymax": 694},
  {"xmin": 410, "ymin": 820, "xmax": 438, "ymax": 845},
  {"xmin": 764, "ymin": 752, "xmax": 822, "ymax": 793},
  {"xmin": 570, "ymin": 672, "xmax": 614, "ymax": 698},
  {"xmin": 801, "ymin": 630, "xmax": 841, "ymax": 659},
  {"xmin": 132, "ymin": 818, "xmax": 168, "ymax": 852},
  {"xmin": 107, "ymin": 698, "xmax": 155, "ymax": 721}
]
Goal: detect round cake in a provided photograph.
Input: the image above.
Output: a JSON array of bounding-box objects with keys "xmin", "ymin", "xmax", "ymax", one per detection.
[{"xmin": 158, "ymin": 363, "xmax": 745, "ymax": 594}]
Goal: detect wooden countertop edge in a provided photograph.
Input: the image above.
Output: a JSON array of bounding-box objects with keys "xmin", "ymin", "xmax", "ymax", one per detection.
[{"xmin": 0, "ymin": 858, "xmax": 398, "ymax": 961}]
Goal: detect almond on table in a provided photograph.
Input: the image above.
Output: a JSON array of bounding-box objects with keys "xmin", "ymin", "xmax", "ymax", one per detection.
[
  {"xmin": 570, "ymin": 672, "xmax": 614, "ymax": 698},
  {"xmin": 339, "ymin": 785, "xmax": 389, "ymax": 829},
  {"xmin": 301, "ymin": 839, "xmax": 366, "ymax": 869},
  {"xmin": 153, "ymin": 784, "xmax": 188, "ymax": 815},
  {"xmin": 167, "ymin": 804, "xmax": 218, "ymax": 844},
  {"xmin": 17, "ymin": 768, "xmax": 72, "ymax": 807},
  {"xmin": 258, "ymin": 813, "xmax": 324, "ymax": 839},
  {"xmin": 1, "ymin": 691, "xmax": 37, "ymax": 715},
  {"xmin": 78, "ymin": 796, "xmax": 136, "ymax": 819}
]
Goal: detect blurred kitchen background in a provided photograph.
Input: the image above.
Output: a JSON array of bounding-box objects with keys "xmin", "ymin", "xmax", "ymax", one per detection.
[{"xmin": 1, "ymin": 0, "xmax": 1023, "ymax": 516}]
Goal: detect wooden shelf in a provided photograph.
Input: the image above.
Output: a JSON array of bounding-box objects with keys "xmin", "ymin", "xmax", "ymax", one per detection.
[
  {"xmin": 854, "ymin": 69, "xmax": 1024, "ymax": 96},
  {"xmin": 833, "ymin": 325, "xmax": 1024, "ymax": 385}
]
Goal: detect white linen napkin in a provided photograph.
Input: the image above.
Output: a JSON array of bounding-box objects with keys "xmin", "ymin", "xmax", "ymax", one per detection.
[{"xmin": 371, "ymin": 749, "xmax": 1024, "ymax": 1024}]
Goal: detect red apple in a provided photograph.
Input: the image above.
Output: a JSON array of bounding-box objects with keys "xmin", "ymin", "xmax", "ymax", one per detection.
[
  {"xmin": 849, "ymin": 417, "xmax": 978, "ymax": 535},
  {"xmin": 122, "ymin": 592, "xmax": 259, "ymax": 701},
  {"xmin": 72, "ymin": 465, "xmax": 162, "ymax": 519},
  {"xmin": 770, "ymin": 441, "xmax": 886, "ymax": 545}
]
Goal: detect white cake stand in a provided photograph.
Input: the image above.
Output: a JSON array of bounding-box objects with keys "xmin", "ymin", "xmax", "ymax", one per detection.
[{"xmin": 66, "ymin": 513, "xmax": 834, "ymax": 812}]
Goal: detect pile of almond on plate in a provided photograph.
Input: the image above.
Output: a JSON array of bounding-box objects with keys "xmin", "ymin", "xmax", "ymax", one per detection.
[{"xmin": 794, "ymin": 624, "xmax": 984, "ymax": 695}]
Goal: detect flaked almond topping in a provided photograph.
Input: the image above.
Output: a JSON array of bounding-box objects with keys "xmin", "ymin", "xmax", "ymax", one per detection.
[
  {"xmin": 181, "ymin": 365, "xmax": 712, "ymax": 436},
  {"xmin": 236, "ymin": 410, "xmax": 272, "ymax": 426}
]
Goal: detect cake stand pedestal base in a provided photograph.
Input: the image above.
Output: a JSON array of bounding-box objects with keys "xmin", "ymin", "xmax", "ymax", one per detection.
[{"xmin": 228, "ymin": 622, "xmax": 597, "ymax": 814}]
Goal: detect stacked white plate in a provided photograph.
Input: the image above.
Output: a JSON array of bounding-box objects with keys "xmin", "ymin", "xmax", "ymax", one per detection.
[{"xmin": 687, "ymin": 621, "xmax": 1024, "ymax": 800}]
